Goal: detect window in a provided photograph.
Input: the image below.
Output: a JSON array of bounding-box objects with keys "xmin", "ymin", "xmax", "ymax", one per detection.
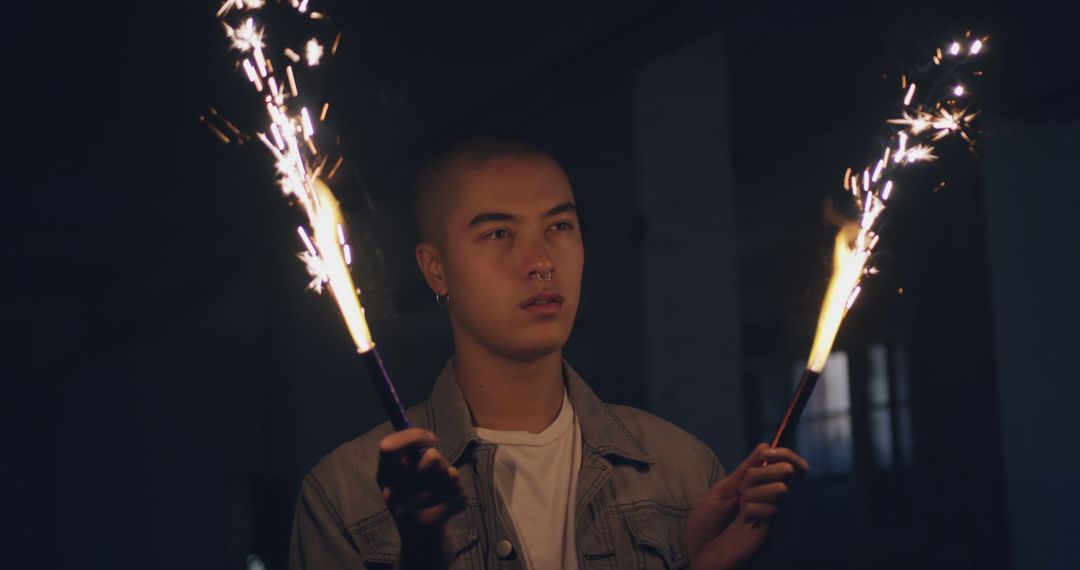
[
  {"xmin": 777, "ymin": 344, "xmax": 914, "ymax": 478},
  {"xmin": 867, "ymin": 344, "xmax": 913, "ymax": 469}
]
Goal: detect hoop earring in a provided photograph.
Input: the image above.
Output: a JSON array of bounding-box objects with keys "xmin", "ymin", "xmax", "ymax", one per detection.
[{"xmin": 435, "ymin": 292, "xmax": 450, "ymax": 308}]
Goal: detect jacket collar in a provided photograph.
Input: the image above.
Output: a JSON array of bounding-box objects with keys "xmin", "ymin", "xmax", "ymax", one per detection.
[{"xmin": 427, "ymin": 357, "xmax": 655, "ymax": 466}]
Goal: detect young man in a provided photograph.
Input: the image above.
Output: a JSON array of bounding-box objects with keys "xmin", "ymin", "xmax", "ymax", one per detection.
[{"xmin": 289, "ymin": 139, "xmax": 808, "ymax": 569}]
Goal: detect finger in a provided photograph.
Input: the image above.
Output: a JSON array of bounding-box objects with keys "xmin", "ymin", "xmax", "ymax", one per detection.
[
  {"xmin": 404, "ymin": 481, "xmax": 468, "ymax": 511},
  {"xmin": 709, "ymin": 443, "xmax": 769, "ymax": 498},
  {"xmin": 385, "ymin": 478, "xmax": 461, "ymax": 509},
  {"xmin": 387, "ymin": 460, "xmax": 463, "ymax": 512},
  {"xmin": 742, "ymin": 462, "xmax": 797, "ymax": 489},
  {"xmin": 379, "ymin": 428, "xmax": 438, "ymax": 455},
  {"xmin": 413, "ymin": 447, "xmax": 451, "ymax": 479},
  {"xmin": 762, "ymin": 447, "xmax": 810, "ymax": 475},
  {"xmin": 393, "ymin": 449, "xmax": 456, "ymax": 497},
  {"xmin": 410, "ymin": 492, "xmax": 469, "ymax": 527},
  {"xmin": 406, "ymin": 468, "xmax": 465, "ymax": 508},
  {"xmin": 740, "ymin": 481, "xmax": 788, "ymax": 505},
  {"xmin": 741, "ymin": 502, "xmax": 781, "ymax": 523},
  {"xmin": 377, "ymin": 430, "xmax": 438, "ymax": 487}
]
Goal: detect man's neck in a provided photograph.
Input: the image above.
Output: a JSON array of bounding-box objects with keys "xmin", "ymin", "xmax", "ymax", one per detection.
[{"xmin": 452, "ymin": 341, "xmax": 565, "ymax": 434}]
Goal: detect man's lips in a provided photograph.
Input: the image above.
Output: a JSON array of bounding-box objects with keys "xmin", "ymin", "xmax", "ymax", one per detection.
[{"xmin": 520, "ymin": 291, "xmax": 564, "ymax": 314}]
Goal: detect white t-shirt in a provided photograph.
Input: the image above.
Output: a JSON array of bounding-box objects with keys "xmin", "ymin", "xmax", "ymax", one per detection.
[{"xmin": 475, "ymin": 391, "xmax": 582, "ymax": 570}]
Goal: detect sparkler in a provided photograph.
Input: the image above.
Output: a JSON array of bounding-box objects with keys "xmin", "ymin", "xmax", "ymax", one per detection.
[
  {"xmin": 771, "ymin": 33, "xmax": 986, "ymax": 449},
  {"xmin": 214, "ymin": 0, "xmax": 411, "ymax": 431}
]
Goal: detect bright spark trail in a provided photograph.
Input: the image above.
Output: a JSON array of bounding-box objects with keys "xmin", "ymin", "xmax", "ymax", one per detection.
[
  {"xmin": 772, "ymin": 32, "xmax": 986, "ymax": 449},
  {"xmin": 213, "ymin": 0, "xmax": 411, "ymax": 431}
]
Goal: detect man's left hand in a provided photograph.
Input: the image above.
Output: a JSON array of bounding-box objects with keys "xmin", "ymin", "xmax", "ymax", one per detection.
[{"xmin": 687, "ymin": 443, "xmax": 809, "ymax": 570}]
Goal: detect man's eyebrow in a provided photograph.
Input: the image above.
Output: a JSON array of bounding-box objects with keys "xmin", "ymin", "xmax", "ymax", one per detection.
[
  {"xmin": 468, "ymin": 212, "xmax": 518, "ymax": 227},
  {"xmin": 544, "ymin": 202, "xmax": 577, "ymax": 218}
]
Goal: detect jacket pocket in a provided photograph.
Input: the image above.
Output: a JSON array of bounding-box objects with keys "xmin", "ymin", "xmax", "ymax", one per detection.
[
  {"xmin": 448, "ymin": 502, "xmax": 481, "ymax": 565},
  {"xmin": 349, "ymin": 505, "xmax": 481, "ymax": 569},
  {"xmin": 623, "ymin": 506, "xmax": 691, "ymax": 569},
  {"xmin": 348, "ymin": 510, "xmax": 400, "ymax": 567}
]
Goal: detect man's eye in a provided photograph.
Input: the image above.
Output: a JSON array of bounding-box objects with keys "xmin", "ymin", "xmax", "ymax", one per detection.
[
  {"xmin": 551, "ymin": 221, "xmax": 574, "ymax": 231},
  {"xmin": 486, "ymin": 229, "xmax": 511, "ymax": 240}
]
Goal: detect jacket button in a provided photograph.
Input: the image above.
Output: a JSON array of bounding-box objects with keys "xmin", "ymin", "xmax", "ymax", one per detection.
[{"xmin": 495, "ymin": 539, "xmax": 514, "ymax": 559}]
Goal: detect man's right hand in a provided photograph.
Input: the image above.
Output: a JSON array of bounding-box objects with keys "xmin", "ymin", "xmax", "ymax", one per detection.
[{"xmin": 376, "ymin": 428, "xmax": 468, "ymax": 570}]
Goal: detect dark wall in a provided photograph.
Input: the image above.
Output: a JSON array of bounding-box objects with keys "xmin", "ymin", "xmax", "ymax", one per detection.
[{"xmin": 983, "ymin": 118, "xmax": 1080, "ymax": 570}]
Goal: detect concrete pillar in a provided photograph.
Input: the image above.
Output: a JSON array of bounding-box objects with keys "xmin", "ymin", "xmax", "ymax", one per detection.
[{"xmin": 635, "ymin": 30, "xmax": 744, "ymax": 465}]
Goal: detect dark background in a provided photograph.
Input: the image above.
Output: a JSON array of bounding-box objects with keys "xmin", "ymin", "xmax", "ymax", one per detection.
[{"xmin": 4, "ymin": 1, "xmax": 1078, "ymax": 568}]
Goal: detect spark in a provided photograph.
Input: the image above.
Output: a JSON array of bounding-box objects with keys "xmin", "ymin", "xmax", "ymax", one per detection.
[
  {"xmin": 895, "ymin": 131, "xmax": 908, "ymax": 162},
  {"xmin": 242, "ymin": 59, "xmax": 263, "ymax": 91},
  {"xmin": 888, "ymin": 111, "xmax": 931, "ymax": 135},
  {"xmin": 904, "ymin": 145, "xmax": 937, "ymax": 163},
  {"xmin": 299, "ymin": 250, "xmax": 329, "ymax": 293},
  {"xmin": 225, "ymin": 18, "xmax": 263, "ymax": 52},
  {"xmin": 253, "ymin": 44, "xmax": 268, "ymax": 77},
  {"xmin": 270, "ymin": 123, "xmax": 285, "ymax": 150},
  {"xmin": 301, "ymin": 107, "xmax": 315, "ymax": 139},
  {"xmin": 305, "ymin": 38, "xmax": 324, "ymax": 66},
  {"xmin": 218, "ymin": 0, "xmax": 265, "ymax": 16},
  {"xmin": 327, "ymin": 156, "xmax": 344, "ymax": 180},
  {"xmin": 286, "ymin": 66, "xmax": 298, "ymax": 96},
  {"xmin": 297, "ymin": 226, "xmax": 318, "ymax": 256},
  {"xmin": 970, "ymin": 39, "xmax": 983, "ymax": 55},
  {"xmin": 949, "ymin": 42, "xmax": 961, "ymax": 55},
  {"xmin": 200, "ymin": 116, "xmax": 231, "ymax": 143},
  {"xmin": 904, "ymin": 83, "xmax": 916, "ymax": 106},
  {"xmin": 846, "ymin": 286, "xmax": 862, "ymax": 310},
  {"xmin": 953, "ymin": 84, "xmax": 965, "ymax": 97}
]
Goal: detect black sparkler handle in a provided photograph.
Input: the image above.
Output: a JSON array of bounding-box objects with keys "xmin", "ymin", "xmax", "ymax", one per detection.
[
  {"xmin": 770, "ymin": 368, "xmax": 821, "ymax": 449},
  {"xmin": 360, "ymin": 347, "xmax": 412, "ymax": 431}
]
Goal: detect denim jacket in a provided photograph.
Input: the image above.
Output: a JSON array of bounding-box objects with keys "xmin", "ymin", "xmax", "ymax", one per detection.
[{"xmin": 289, "ymin": 360, "xmax": 724, "ymax": 569}]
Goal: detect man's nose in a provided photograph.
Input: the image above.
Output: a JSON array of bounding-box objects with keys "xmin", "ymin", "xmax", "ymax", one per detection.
[{"xmin": 521, "ymin": 238, "xmax": 555, "ymax": 280}]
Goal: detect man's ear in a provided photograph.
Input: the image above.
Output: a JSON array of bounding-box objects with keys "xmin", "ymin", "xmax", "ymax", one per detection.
[{"xmin": 415, "ymin": 242, "xmax": 448, "ymax": 295}]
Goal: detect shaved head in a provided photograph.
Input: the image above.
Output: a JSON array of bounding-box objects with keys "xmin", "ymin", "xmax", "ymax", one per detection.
[
  {"xmin": 412, "ymin": 135, "xmax": 582, "ymax": 363},
  {"xmin": 414, "ymin": 137, "xmax": 556, "ymax": 249}
]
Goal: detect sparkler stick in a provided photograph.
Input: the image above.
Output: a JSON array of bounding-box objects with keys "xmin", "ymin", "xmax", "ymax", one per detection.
[
  {"xmin": 770, "ymin": 33, "xmax": 986, "ymax": 449},
  {"xmin": 214, "ymin": 0, "xmax": 411, "ymax": 431}
]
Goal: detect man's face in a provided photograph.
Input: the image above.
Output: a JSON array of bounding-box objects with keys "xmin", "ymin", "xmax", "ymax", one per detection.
[{"xmin": 433, "ymin": 153, "xmax": 583, "ymax": 361}]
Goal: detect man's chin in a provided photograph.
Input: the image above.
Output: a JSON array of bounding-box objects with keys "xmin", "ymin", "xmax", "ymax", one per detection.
[
  {"xmin": 491, "ymin": 333, "xmax": 569, "ymax": 363},
  {"xmin": 454, "ymin": 313, "xmax": 573, "ymax": 362}
]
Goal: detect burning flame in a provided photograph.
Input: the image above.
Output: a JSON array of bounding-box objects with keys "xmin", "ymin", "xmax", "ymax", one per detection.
[
  {"xmin": 308, "ymin": 179, "xmax": 374, "ymax": 352},
  {"xmin": 215, "ymin": 0, "xmax": 375, "ymax": 353},
  {"xmin": 808, "ymin": 223, "xmax": 870, "ymax": 371},
  {"xmin": 805, "ymin": 34, "xmax": 985, "ymax": 372}
]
